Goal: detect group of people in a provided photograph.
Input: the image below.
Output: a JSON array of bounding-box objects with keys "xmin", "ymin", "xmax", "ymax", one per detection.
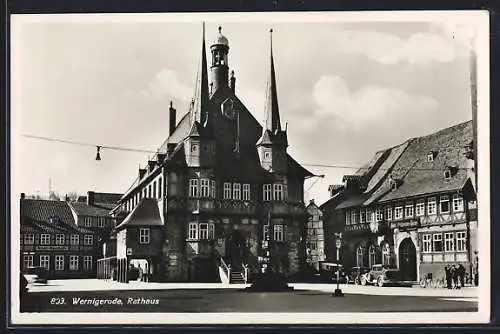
[{"xmin": 444, "ymin": 264, "xmax": 466, "ymax": 289}]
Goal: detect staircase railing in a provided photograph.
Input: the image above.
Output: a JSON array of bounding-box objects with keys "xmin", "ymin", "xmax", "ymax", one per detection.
[
  {"xmin": 216, "ymin": 252, "xmax": 231, "ymax": 283},
  {"xmin": 242, "ymin": 263, "xmax": 249, "ymax": 283}
]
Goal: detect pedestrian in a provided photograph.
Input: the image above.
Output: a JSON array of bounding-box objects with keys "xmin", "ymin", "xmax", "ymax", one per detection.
[
  {"xmin": 458, "ymin": 264, "xmax": 466, "ymax": 288},
  {"xmin": 451, "ymin": 265, "xmax": 458, "ymax": 289},
  {"xmin": 445, "ymin": 265, "xmax": 451, "ymax": 289}
]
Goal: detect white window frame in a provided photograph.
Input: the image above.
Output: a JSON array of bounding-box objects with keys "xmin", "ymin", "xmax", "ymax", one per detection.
[
  {"xmin": 40, "ymin": 255, "xmax": 50, "ymax": 270},
  {"xmin": 199, "ymin": 223, "xmax": 209, "ymax": 239},
  {"xmin": 422, "ymin": 234, "xmax": 432, "ymax": 253},
  {"xmin": 139, "ymin": 228, "xmax": 151, "ymax": 244},
  {"xmin": 55, "ymin": 255, "xmax": 64, "ymax": 271},
  {"xmin": 351, "ymin": 210, "xmax": 358, "ymax": 224},
  {"xmin": 40, "ymin": 234, "xmax": 50, "ymax": 245},
  {"xmin": 375, "ymin": 208, "xmax": 383, "ymax": 222},
  {"xmin": 405, "ymin": 203, "xmax": 414, "ymax": 217},
  {"xmin": 456, "ymin": 231, "xmax": 467, "ymax": 252},
  {"xmin": 427, "ymin": 197, "xmax": 437, "ymax": 215},
  {"xmin": 433, "ymin": 233, "xmax": 443, "ymax": 252},
  {"xmin": 274, "ymin": 224, "xmax": 284, "ymax": 242},
  {"xmin": 345, "ymin": 210, "xmax": 352, "ymax": 225},
  {"xmin": 416, "ymin": 200, "xmax": 425, "ymax": 217},
  {"xmin": 23, "ymin": 254, "xmax": 34, "ymax": 268},
  {"xmin": 210, "ymin": 180, "xmax": 216, "ymax": 199},
  {"xmin": 452, "ymin": 194, "xmax": 464, "ymax": 212},
  {"xmin": 200, "ymin": 179, "xmax": 210, "ymax": 198},
  {"xmin": 223, "ymin": 182, "xmax": 232, "ymax": 199},
  {"xmin": 189, "ymin": 179, "xmax": 199, "ymax": 198},
  {"xmin": 360, "ymin": 209, "xmax": 366, "ymax": 223},
  {"xmin": 70, "ymin": 234, "xmax": 79, "ymax": 245},
  {"xmin": 273, "ymin": 184, "xmax": 284, "ymax": 201},
  {"xmin": 440, "ymin": 195, "xmax": 450, "ymax": 214},
  {"xmin": 394, "ymin": 206, "xmax": 403, "ymax": 220},
  {"xmin": 366, "ymin": 209, "xmax": 373, "ymax": 222},
  {"xmin": 69, "ymin": 255, "xmax": 79, "ymax": 270},
  {"xmin": 444, "ymin": 232, "xmax": 455, "ymax": 252},
  {"xmin": 263, "ymin": 184, "xmax": 272, "ymax": 202},
  {"xmin": 242, "ymin": 184, "xmax": 251, "ymax": 201},
  {"xmin": 233, "ymin": 183, "xmax": 241, "ymax": 200},
  {"xmin": 356, "ymin": 246, "xmax": 364, "ymax": 267},
  {"xmin": 84, "ymin": 255, "xmax": 93, "ymax": 270},
  {"xmin": 84, "ymin": 217, "xmax": 92, "ymax": 227},
  {"xmin": 84, "ymin": 235, "xmax": 93, "ymax": 246},
  {"xmin": 208, "ymin": 223, "xmax": 215, "ymax": 239},
  {"xmin": 24, "ymin": 233, "xmax": 34, "ymax": 245},
  {"xmin": 385, "ymin": 207, "xmax": 393, "ymax": 221},
  {"xmin": 55, "ymin": 234, "xmax": 65, "ymax": 245},
  {"xmin": 97, "ymin": 217, "xmax": 105, "ymax": 228},
  {"xmin": 188, "ymin": 223, "xmax": 198, "ymax": 240}
]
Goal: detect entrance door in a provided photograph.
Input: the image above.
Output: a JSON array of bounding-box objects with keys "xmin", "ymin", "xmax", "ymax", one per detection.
[
  {"xmin": 398, "ymin": 238, "xmax": 417, "ymax": 281},
  {"xmin": 226, "ymin": 229, "xmax": 245, "ymax": 269}
]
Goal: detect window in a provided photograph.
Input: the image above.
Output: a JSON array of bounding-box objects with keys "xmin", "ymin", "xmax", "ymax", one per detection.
[
  {"xmin": 273, "ymin": 184, "xmax": 284, "ymax": 201},
  {"xmin": 416, "ymin": 200, "xmax": 425, "ymax": 217},
  {"xmin": 356, "ymin": 246, "xmax": 364, "ymax": 267},
  {"xmin": 433, "ymin": 234, "xmax": 443, "ymax": 252},
  {"xmin": 386, "ymin": 207, "xmax": 393, "ymax": 221},
  {"xmin": 55, "ymin": 255, "xmax": 64, "ymax": 271},
  {"xmin": 351, "ymin": 210, "xmax": 359, "ymax": 224},
  {"xmin": 158, "ymin": 177, "xmax": 162, "ymax": 198},
  {"xmin": 208, "ymin": 223, "xmax": 215, "ymax": 239},
  {"xmin": 456, "ymin": 231, "xmax": 467, "ymax": 252},
  {"xmin": 69, "ymin": 255, "xmax": 79, "ymax": 270},
  {"xmin": 422, "ymin": 234, "xmax": 432, "ymax": 253},
  {"xmin": 210, "ymin": 180, "xmax": 216, "ymax": 199},
  {"xmin": 23, "ymin": 255, "xmax": 33, "ymax": 269},
  {"xmin": 199, "ymin": 223, "xmax": 209, "ymax": 239},
  {"xmin": 189, "ymin": 179, "xmax": 199, "ymax": 198},
  {"xmin": 97, "ymin": 218, "xmax": 105, "ymax": 228},
  {"xmin": 427, "ymin": 152, "xmax": 435, "ymax": 162},
  {"xmin": 148, "ymin": 184, "xmax": 152, "ymax": 198},
  {"xmin": 24, "ymin": 234, "xmax": 34, "ymax": 245},
  {"xmin": 40, "ymin": 255, "xmax": 50, "ymax": 270},
  {"xmin": 55, "ymin": 234, "xmax": 65, "ymax": 245},
  {"xmin": 440, "ymin": 196, "xmax": 450, "ymax": 214},
  {"xmin": 375, "ymin": 208, "xmax": 383, "ymax": 222},
  {"xmin": 84, "ymin": 217, "xmax": 92, "ymax": 227},
  {"xmin": 382, "ymin": 243, "xmax": 391, "ymax": 265},
  {"xmin": 263, "ymin": 225, "xmax": 269, "ymax": 241},
  {"xmin": 263, "ymin": 184, "xmax": 272, "ymax": 201},
  {"xmin": 233, "ymin": 183, "xmax": 241, "ymax": 200},
  {"xmin": 188, "ymin": 223, "xmax": 198, "ymax": 240},
  {"xmin": 70, "ymin": 235, "xmax": 79, "ymax": 245},
  {"xmin": 452, "ymin": 194, "xmax": 464, "ymax": 212},
  {"xmin": 444, "ymin": 169, "xmax": 451, "ymax": 179},
  {"xmin": 366, "ymin": 209, "xmax": 373, "ymax": 222},
  {"xmin": 345, "ymin": 210, "xmax": 352, "ymax": 225},
  {"xmin": 201, "ymin": 179, "xmax": 210, "ymax": 198},
  {"xmin": 139, "ymin": 228, "xmax": 150, "ymax": 244},
  {"xmin": 84, "ymin": 235, "xmax": 93, "ymax": 245},
  {"xmin": 223, "ymin": 182, "xmax": 232, "ymax": 199},
  {"xmin": 368, "ymin": 245, "xmax": 376, "ymax": 267},
  {"xmin": 360, "ymin": 209, "xmax": 366, "ymax": 223},
  {"xmin": 274, "ymin": 224, "xmax": 284, "ymax": 242},
  {"xmin": 242, "ymin": 184, "xmax": 251, "ymax": 201},
  {"xmin": 191, "ymin": 144, "xmax": 197, "ymax": 152},
  {"xmin": 444, "ymin": 232, "xmax": 454, "ymax": 252},
  {"xmin": 40, "ymin": 234, "xmax": 50, "ymax": 245},
  {"xmin": 264, "ymin": 151, "xmax": 270, "ymax": 159},
  {"xmin": 427, "ymin": 197, "xmax": 437, "ymax": 215},
  {"xmin": 84, "ymin": 256, "xmax": 92, "ymax": 270},
  {"xmin": 405, "ymin": 203, "xmax": 414, "ymax": 218},
  {"xmin": 395, "ymin": 206, "xmax": 403, "ymax": 220}
]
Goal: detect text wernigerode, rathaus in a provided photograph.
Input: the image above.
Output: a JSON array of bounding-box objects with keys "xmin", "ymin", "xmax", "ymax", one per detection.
[{"xmin": 98, "ymin": 24, "xmax": 314, "ymax": 283}]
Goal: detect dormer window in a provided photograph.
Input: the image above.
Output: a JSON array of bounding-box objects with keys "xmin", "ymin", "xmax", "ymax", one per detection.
[
  {"xmin": 444, "ymin": 166, "xmax": 458, "ymax": 179},
  {"xmin": 264, "ymin": 151, "xmax": 271, "ymax": 159},
  {"xmin": 444, "ymin": 169, "xmax": 451, "ymax": 179},
  {"xmin": 390, "ymin": 180, "xmax": 397, "ymax": 190},
  {"xmin": 427, "ymin": 151, "xmax": 437, "ymax": 162}
]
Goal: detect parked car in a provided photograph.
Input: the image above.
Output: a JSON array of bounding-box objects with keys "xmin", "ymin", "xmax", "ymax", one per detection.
[
  {"xmin": 23, "ymin": 266, "xmax": 48, "ymax": 284},
  {"xmin": 319, "ymin": 262, "xmax": 348, "ymax": 283},
  {"xmin": 360, "ymin": 264, "xmax": 401, "ymax": 287},
  {"xmin": 346, "ymin": 266, "xmax": 370, "ymax": 285}
]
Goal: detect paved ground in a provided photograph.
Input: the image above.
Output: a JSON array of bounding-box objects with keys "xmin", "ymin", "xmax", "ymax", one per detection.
[{"xmin": 21, "ymin": 279, "xmax": 478, "ymax": 313}]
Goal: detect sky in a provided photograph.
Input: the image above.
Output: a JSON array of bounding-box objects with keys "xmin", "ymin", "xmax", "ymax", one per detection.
[{"xmin": 11, "ymin": 12, "xmax": 483, "ymax": 206}]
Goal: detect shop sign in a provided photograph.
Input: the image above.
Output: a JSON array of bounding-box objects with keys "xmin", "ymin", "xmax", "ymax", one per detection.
[
  {"xmin": 344, "ymin": 224, "xmax": 370, "ymax": 232},
  {"xmin": 36, "ymin": 246, "xmax": 69, "ymax": 251},
  {"xmin": 390, "ymin": 219, "xmax": 420, "ymax": 230}
]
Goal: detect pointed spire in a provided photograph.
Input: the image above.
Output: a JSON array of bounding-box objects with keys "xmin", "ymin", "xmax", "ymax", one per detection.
[
  {"xmin": 191, "ymin": 22, "xmax": 210, "ymax": 126},
  {"xmin": 263, "ymin": 28, "xmax": 281, "ymax": 134}
]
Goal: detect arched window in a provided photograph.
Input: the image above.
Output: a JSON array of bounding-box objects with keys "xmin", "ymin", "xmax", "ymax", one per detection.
[
  {"xmin": 356, "ymin": 246, "xmax": 364, "ymax": 267},
  {"xmin": 369, "ymin": 245, "xmax": 377, "ymax": 268},
  {"xmin": 382, "ymin": 243, "xmax": 391, "ymax": 266}
]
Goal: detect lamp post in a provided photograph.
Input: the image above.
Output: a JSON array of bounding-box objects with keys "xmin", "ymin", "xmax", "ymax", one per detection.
[{"xmin": 333, "ymin": 232, "xmax": 344, "ymax": 297}]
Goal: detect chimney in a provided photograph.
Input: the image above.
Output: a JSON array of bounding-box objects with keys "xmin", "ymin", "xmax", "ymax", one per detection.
[
  {"xmin": 229, "ymin": 70, "xmax": 236, "ymax": 93},
  {"xmin": 156, "ymin": 153, "xmax": 166, "ymax": 164},
  {"xmin": 20, "ymin": 193, "xmax": 25, "ymax": 200},
  {"xmin": 169, "ymin": 101, "xmax": 177, "ymax": 136},
  {"xmin": 87, "ymin": 191, "xmax": 95, "ymax": 206},
  {"xmin": 139, "ymin": 168, "xmax": 147, "ymax": 179}
]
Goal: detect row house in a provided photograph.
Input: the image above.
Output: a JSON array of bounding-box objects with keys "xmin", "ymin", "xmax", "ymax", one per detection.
[
  {"xmin": 20, "ymin": 196, "xmax": 100, "ymax": 279},
  {"xmin": 321, "ymin": 121, "xmax": 477, "ymax": 283},
  {"xmin": 102, "ymin": 25, "xmax": 313, "ymax": 283},
  {"xmin": 305, "ymin": 200, "xmax": 325, "ymax": 271}
]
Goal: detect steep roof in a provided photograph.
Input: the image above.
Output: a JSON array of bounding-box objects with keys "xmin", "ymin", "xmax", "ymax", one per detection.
[
  {"xmin": 68, "ymin": 202, "xmax": 111, "ymax": 217},
  {"xmin": 20, "ymin": 199, "xmax": 76, "ymax": 227},
  {"xmin": 115, "ymin": 198, "xmax": 163, "ymax": 230}
]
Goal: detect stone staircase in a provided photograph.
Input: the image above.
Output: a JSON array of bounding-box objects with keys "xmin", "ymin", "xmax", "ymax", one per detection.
[{"xmin": 230, "ymin": 269, "xmax": 246, "ymax": 284}]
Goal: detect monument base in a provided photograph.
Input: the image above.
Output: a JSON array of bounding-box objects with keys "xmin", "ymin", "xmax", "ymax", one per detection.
[
  {"xmin": 244, "ymin": 272, "xmax": 294, "ymax": 292},
  {"xmin": 332, "ymin": 288, "xmax": 344, "ymax": 297}
]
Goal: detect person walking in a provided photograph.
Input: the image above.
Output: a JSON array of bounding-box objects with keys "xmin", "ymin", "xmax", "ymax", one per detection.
[
  {"xmin": 451, "ymin": 265, "xmax": 458, "ymax": 289},
  {"xmin": 458, "ymin": 264, "xmax": 466, "ymax": 288},
  {"xmin": 445, "ymin": 265, "xmax": 451, "ymax": 289}
]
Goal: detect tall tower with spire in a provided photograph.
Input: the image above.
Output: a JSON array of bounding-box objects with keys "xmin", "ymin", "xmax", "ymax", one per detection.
[
  {"xmin": 256, "ymin": 29, "xmax": 288, "ymax": 174},
  {"xmin": 210, "ymin": 26, "xmax": 230, "ymax": 94}
]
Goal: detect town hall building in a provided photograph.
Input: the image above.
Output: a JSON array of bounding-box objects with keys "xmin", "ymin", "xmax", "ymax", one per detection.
[{"xmin": 100, "ymin": 25, "xmax": 313, "ymax": 283}]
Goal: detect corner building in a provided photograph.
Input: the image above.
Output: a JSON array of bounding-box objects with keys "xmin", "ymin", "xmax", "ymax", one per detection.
[{"xmin": 110, "ymin": 26, "xmax": 312, "ymax": 282}]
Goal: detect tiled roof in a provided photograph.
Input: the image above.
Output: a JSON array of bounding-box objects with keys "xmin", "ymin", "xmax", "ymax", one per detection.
[
  {"xmin": 115, "ymin": 198, "xmax": 163, "ymax": 230},
  {"xmin": 91, "ymin": 192, "xmax": 122, "ymax": 204},
  {"xmin": 21, "ymin": 199, "xmax": 76, "ymax": 227},
  {"xmin": 69, "ymin": 202, "xmax": 111, "ymax": 217}
]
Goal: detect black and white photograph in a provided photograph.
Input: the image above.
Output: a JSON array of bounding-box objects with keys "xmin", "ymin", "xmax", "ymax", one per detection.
[{"xmin": 9, "ymin": 10, "xmax": 490, "ymax": 325}]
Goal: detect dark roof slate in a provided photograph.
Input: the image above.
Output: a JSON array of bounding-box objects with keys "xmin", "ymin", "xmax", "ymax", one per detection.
[
  {"xmin": 115, "ymin": 198, "xmax": 163, "ymax": 230},
  {"xmin": 69, "ymin": 202, "xmax": 111, "ymax": 217},
  {"xmin": 20, "ymin": 199, "xmax": 76, "ymax": 227}
]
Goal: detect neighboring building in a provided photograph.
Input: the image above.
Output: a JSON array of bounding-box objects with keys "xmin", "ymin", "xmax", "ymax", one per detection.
[
  {"xmin": 104, "ymin": 26, "xmax": 313, "ymax": 283},
  {"xmin": 321, "ymin": 121, "xmax": 477, "ymax": 283},
  {"xmin": 20, "ymin": 195, "xmax": 100, "ymax": 279},
  {"xmin": 305, "ymin": 200, "xmax": 325, "ymax": 271}
]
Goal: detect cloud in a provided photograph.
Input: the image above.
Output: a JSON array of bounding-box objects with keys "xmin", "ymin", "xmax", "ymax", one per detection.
[{"xmin": 310, "ymin": 75, "xmax": 439, "ymax": 130}]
